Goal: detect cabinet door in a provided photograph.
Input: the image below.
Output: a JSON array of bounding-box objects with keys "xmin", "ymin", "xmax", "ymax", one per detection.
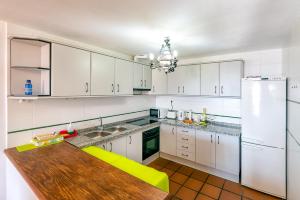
[
  {"xmin": 196, "ymin": 131, "xmax": 215, "ymax": 167},
  {"xmin": 133, "ymin": 63, "xmax": 143, "ymax": 89},
  {"xmin": 151, "ymin": 68, "xmax": 167, "ymax": 94},
  {"xmin": 143, "ymin": 65, "xmax": 152, "ymax": 89},
  {"xmin": 181, "ymin": 65, "xmax": 200, "ymax": 95},
  {"xmin": 91, "ymin": 53, "xmax": 115, "ymax": 95},
  {"xmin": 52, "ymin": 43, "xmax": 91, "ymax": 96},
  {"xmin": 127, "ymin": 131, "xmax": 143, "ymax": 163},
  {"xmin": 115, "ymin": 59, "xmax": 133, "ymax": 95},
  {"xmin": 216, "ymin": 134, "xmax": 240, "ymax": 175},
  {"xmin": 219, "ymin": 61, "xmax": 243, "ymax": 97},
  {"xmin": 160, "ymin": 124, "xmax": 177, "ymax": 156},
  {"xmin": 107, "ymin": 137, "xmax": 127, "ymax": 157},
  {"xmin": 96, "ymin": 142, "xmax": 107, "ymax": 150},
  {"xmin": 201, "ymin": 63, "xmax": 219, "ymax": 96},
  {"xmin": 168, "ymin": 67, "xmax": 183, "ymax": 95}
]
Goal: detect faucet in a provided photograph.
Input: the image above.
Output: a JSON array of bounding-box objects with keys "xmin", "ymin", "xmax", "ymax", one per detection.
[{"xmin": 99, "ymin": 116, "xmax": 103, "ymax": 131}]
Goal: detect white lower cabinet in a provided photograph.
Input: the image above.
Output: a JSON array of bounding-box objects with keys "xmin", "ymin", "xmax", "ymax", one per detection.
[
  {"xmin": 196, "ymin": 131, "xmax": 216, "ymax": 168},
  {"xmin": 160, "ymin": 124, "xmax": 177, "ymax": 156},
  {"xmin": 126, "ymin": 131, "xmax": 143, "ymax": 163},
  {"xmin": 216, "ymin": 134, "xmax": 240, "ymax": 175},
  {"xmin": 176, "ymin": 126, "xmax": 196, "ymax": 161},
  {"xmin": 107, "ymin": 137, "xmax": 127, "ymax": 157}
]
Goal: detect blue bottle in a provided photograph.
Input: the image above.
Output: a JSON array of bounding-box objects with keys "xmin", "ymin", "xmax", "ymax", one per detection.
[{"xmin": 25, "ymin": 80, "xmax": 32, "ymax": 95}]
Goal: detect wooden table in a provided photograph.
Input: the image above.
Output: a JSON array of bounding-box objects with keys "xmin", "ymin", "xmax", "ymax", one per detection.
[{"xmin": 5, "ymin": 142, "xmax": 168, "ymax": 200}]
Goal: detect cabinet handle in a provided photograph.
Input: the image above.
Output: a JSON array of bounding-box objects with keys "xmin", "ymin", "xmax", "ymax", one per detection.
[
  {"xmin": 182, "ymin": 130, "xmax": 189, "ymax": 133},
  {"xmin": 182, "ymin": 138, "xmax": 188, "ymax": 141},
  {"xmin": 153, "ymin": 85, "xmax": 155, "ymax": 92},
  {"xmin": 102, "ymin": 144, "xmax": 105, "ymax": 149},
  {"xmin": 109, "ymin": 142, "xmax": 112, "ymax": 152},
  {"xmin": 221, "ymin": 86, "xmax": 224, "ymax": 94},
  {"xmin": 181, "ymin": 153, "xmax": 188, "ymax": 157},
  {"xmin": 129, "ymin": 136, "xmax": 132, "ymax": 144},
  {"xmin": 181, "ymin": 146, "xmax": 188, "ymax": 149},
  {"xmin": 172, "ymin": 127, "xmax": 175, "ymax": 135},
  {"xmin": 141, "ymin": 80, "xmax": 143, "ymax": 87},
  {"xmin": 211, "ymin": 134, "xmax": 213, "ymax": 143},
  {"xmin": 112, "ymin": 83, "xmax": 114, "ymax": 93},
  {"xmin": 144, "ymin": 80, "xmax": 146, "ymax": 88},
  {"xmin": 183, "ymin": 86, "xmax": 185, "ymax": 93},
  {"xmin": 117, "ymin": 84, "xmax": 120, "ymax": 92},
  {"xmin": 178, "ymin": 86, "xmax": 180, "ymax": 93},
  {"xmin": 217, "ymin": 135, "xmax": 220, "ymax": 144},
  {"xmin": 85, "ymin": 82, "xmax": 89, "ymax": 93},
  {"xmin": 214, "ymin": 86, "xmax": 217, "ymax": 94}
]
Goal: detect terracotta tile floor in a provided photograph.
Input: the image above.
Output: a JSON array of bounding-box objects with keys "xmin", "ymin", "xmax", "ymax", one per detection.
[{"xmin": 148, "ymin": 158, "xmax": 283, "ymax": 200}]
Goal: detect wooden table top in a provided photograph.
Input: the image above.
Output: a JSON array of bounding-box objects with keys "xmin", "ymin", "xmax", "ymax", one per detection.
[{"xmin": 4, "ymin": 142, "xmax": 168, "ymax": 200}]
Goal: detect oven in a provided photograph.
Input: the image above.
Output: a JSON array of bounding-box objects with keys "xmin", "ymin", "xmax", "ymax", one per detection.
[{"xmin": 143, "ymin": 127, "xmax": 160, "ymax": 160}]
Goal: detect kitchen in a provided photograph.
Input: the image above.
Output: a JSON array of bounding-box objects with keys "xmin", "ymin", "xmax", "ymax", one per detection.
[{"xmin": 0, "ymin": 1, "xmax": 300, "ymax": 200}]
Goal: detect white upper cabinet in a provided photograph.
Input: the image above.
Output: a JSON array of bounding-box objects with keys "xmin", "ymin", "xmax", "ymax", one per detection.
[
  {"xmin": 133, "ymin": 64, "xmax": 152, "ymax": 90},
  {"xmin": 160, "ymin": 124, "xmax": 177, "ymax": 156},
  {"xmin": 143, "ymin": 65, "xmax": 152, "ymax": 90},
  {"xmin": 133, "ymin": 63, "xmax": 144, "ymax": 89},
  {"xmin": 168, "ymin": 66, "xmax": 200, "ymax": 95},
  {"xmin": 196, "ymin": 131, "xmax": 216, "ymax": 168},
  {"xmin": 51, "ymin": 43, "xmax": 91, "ymax": 96},
  {"xmin": 151, "ymin": 68, "xmax": 167, "ymax": 94},
  {"xmin": 115, "ymin": 59, "xmax": 133, "ymax": 95},
  {"xmin": 219, "ymin": 61, "xmax": 243, "ymax": 97},
  {"xmin": 91, "ymin": 53, "xmax": 115, "ymax": 95},
  {"xmin": 181, "ymin": 65, "xmax": 200, "ymax": 95},
  {"xmin": 201, "ymin": 63, "xmax": 220, "ymax": 96},
  {"xmin": 216, "ymin": 134, "xmax": 240, "ymax": 175}
]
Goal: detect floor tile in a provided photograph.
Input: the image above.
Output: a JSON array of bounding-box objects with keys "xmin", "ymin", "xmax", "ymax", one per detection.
[
  {"xmin": 201, "ymin": 183, "xmax": 222, "ymax": 199},
  {"xmin": 195, "ymin": 193, "xmax": 215, "ymax": 200},
  {"xmin": 191, "ymin": 170, "xmax": 209, "ymax": 182},
  {"xmin": 242, "ymin": 186, "xmax": 268, "ymax": 200},
  {"xmin": 219, "ymin": 190, "xmax": 241, "ymax": 200},
  {"xmin": 223, "ymin": 180, "xmax": 243, "ymax": 195},
  {"xmin": 176, "ymin": 186, "xmax": 198, "ymax": 200},
  {"xmin": 160, "ymin": 167, "xmax": 175, "ymax": 177},
  {"xmin": 177, "ymin": 165, "xmax": 194, "ymax": 176},
  {"xmin": 171, "ymin": 172, "xmax": 189, "ymax": 184},
  {"xmin": 206, "ymin": 175, "xmax": 225, "ymax": 188},
  {"xmin": 184, "ymin": 177, "xmax": 204, "ymax": 191},
  {"xmin": 152, "ymin": 157, "xmax": 170, "ymax": 167},
  {"xmin": 165, "ymin": 161, "xmax": 182, "ymax": 171},
  {"xmin": 147, "ymin": 162, "xmax": 164, "ymax": 170},
  {"xmin": 170, "ymin": 181, "xmax": 181, "ymax": 195}
]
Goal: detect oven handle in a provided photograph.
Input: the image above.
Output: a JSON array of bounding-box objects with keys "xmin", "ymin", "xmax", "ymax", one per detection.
[{"xmin": 143, "ymin": 134, "xmax": 159, "ymax": 140}]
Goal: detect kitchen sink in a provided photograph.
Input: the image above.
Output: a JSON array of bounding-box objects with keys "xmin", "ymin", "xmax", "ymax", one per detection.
[
  {"xmin": 85, "ymin": 131, "xmax": 112, "ymax": 138},
  {"xmin": 104, "ymin": 126, "xmax": 128, "ymax": 133}
]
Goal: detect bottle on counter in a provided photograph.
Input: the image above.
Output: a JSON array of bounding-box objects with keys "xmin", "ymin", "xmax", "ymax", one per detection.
[
  {"xmin": 24, "ymin": 80, "xmax": 32, "ymax": 96},
  {"xmin": 201, "ymin": 108, "xmax": 208, "ymax": 122}
]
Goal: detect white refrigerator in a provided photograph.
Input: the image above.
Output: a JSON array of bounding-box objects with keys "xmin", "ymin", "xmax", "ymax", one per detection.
[{"xmin": 241, "ymin": 78, "xmax": 286, "ymax": 198}]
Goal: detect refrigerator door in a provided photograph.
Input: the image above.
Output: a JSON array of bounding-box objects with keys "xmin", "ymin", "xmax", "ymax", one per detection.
[
  {"xmin": 242, "ymin": 142, "xmax": 286, "ymax": 198},
  {"xmin": 241, "ymin": 80, "xmax": 286, "ymax": 148}
]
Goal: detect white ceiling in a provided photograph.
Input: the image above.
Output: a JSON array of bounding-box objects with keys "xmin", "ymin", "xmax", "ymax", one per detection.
[{"xmin": 0, "ymin": 0, "xmax": 300, "ymax": 58}]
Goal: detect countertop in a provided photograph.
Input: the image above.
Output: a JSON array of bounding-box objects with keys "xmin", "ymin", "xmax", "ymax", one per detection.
[{"xmin": 4, "ymin": 142, "xmax": 168, "ymax": 200}]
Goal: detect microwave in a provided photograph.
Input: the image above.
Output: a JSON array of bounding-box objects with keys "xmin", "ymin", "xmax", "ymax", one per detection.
[{"xmin": 150, "ymin": 108, "xmax": 168, "ymax": 119}]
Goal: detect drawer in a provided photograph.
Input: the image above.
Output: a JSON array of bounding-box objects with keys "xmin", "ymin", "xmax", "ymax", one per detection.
[
  {"xmin": 177, "ymin": 127, "xmax": 195, "ymax": 137},
  {"xmin": 177, "ymin": 150, "xmax": 195, "ymax": 162},
  {"xmin": 177, "ymin": 142, "xmax": 195, "ymax": 153},
  {"xmin": 177, "ymin": 133, "xmax": 195, "ymax": 145}
]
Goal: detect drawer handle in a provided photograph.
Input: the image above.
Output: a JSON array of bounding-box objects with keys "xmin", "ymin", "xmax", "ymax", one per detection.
[
  {"xmin": 182, "ymin": 130, "xmax": 189, "ymax": 133},
  {"xmin": 181, "ymin": 153, "xmax": 188, "ymax": 157},
  {"xmin": 182, "ymin": 138, "xmax": 188, "ymax": 141},
  {"xmin": 181, "ymin": 146, "xmax": 188, "ymax": 149}
]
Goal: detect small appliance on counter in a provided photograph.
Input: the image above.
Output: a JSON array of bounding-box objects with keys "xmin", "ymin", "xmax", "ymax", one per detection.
[
  {"xmin": 167, "ymin": 110, "xmax": 177, "ymax": 119},
  {"xmin": 150, "ymin": 108, "xmax": 168, "ymax": 119},
  {"xmin": 185, "ymin": 110, "xmax": 192, "ymax": 120},
  {"xmin": 177, "ymin": 110, "xmax": 185, "ymax": 120}
]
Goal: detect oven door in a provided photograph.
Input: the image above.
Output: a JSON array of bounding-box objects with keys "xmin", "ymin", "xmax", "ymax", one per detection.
[{"xmin": 143, "ymin": 127, "xmax": 160, "ymax": 160}]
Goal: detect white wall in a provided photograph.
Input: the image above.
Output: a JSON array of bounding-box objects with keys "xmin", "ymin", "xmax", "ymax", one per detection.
[
  {"xmin": 156, "ymin": 49, "xmax": 283, "ymax": 124},
  {"xmin": 284, "ymin": 20, "xmax": 300, "ymax": 200},
  {"xmin": 0, "ymin": 21, "xmax": 7, "ymax": 200}
]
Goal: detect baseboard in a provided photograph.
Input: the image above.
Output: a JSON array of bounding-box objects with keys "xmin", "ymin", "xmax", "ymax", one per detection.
[
  {"xmin": 143, "ymin": 152, "xmax": 160, "ymax": 165},
  {"xmin": 160, "ymin": 152, "xmax": 239, "ymax": 183}
]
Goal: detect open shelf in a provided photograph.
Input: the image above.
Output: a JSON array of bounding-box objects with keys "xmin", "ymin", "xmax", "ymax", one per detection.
[{"xmin": 10, "ymin": 37, "xmax": 51, "ymax": 97}]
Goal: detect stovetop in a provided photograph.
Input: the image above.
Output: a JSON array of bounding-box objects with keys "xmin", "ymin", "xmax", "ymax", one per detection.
[{"xmin": 126, "ymin": 117, "xmax": 158, "ymax": 126}]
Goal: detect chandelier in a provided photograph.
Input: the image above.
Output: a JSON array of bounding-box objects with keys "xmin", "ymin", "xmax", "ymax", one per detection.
[{"xmin": 149, "ymin": 37, "xmax": 178, "ymax": 73}]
